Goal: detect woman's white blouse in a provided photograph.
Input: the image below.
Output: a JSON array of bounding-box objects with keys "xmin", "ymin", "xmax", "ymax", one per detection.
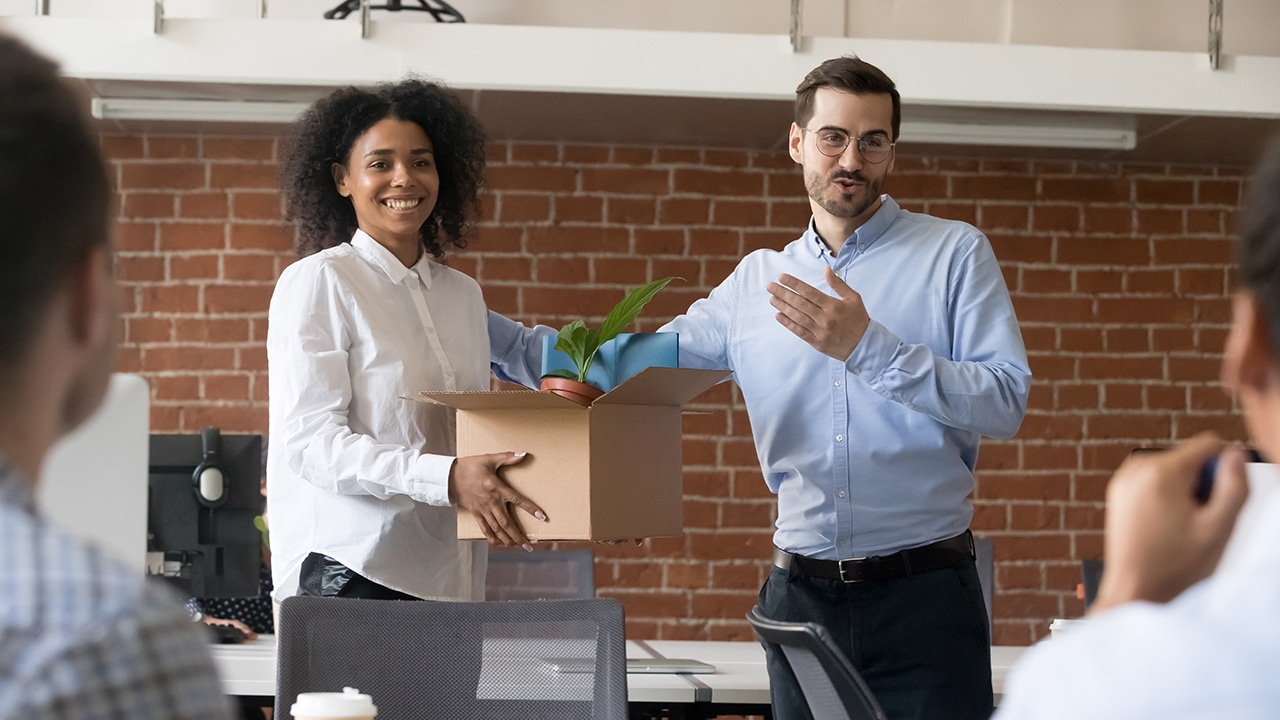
[{"xmin": 267, "ymin": 230, "xmax": 490, "ymax": 601}]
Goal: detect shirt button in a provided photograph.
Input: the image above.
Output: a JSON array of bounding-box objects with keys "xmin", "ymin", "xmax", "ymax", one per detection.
[
  {"xmin": 852, "ymin": 366, "xmax": 862, "ymax": 375},
  {"xmin": 835, "ymin": 434, "xmax": 844, "ymax": 442},
  {"xmin": 838, "ymin": 490, "xmax": 846, "ymax": 498},
  {"xmin": 858, "ymin": 243, "xmax": 866, "ymax": 251},
  {"xmin": 834, "ymin": 380, "xmax": 842, "ymax": 387},
  {"xmin": 838, "ymin": 539, "xmax": 847, "ymax": 547}
]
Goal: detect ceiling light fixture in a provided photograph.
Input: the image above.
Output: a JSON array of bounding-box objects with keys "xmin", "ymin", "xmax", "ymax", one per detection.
[
  {"xmin": 900, "ymin": 119, "xmax": 1137, "ymax": 150},
  {"xmin": 89, "ymin": 97, "xmax": 1141, "ymax": 151},
  {"xmin": 91, "ymin": 97, "xmax": 310, "ymax": 124}
]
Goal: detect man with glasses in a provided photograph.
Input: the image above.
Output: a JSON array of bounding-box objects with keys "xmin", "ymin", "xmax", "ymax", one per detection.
[
  {"xmin": 673, "ymin": 55, "xmax": 1029, "ymax": 720},
  {"xmin": 489, "ymin": 55, "xmax": 1030, "ymax": 720}
]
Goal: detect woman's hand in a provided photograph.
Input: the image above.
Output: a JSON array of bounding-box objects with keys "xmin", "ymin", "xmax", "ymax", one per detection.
[
  {"xmin": 203, "ymin": 616, "xmax": 258, "ymax": 642},
  {"xmin": 449, "ymin": 451, "xmax": 547, "ymax": 551}
]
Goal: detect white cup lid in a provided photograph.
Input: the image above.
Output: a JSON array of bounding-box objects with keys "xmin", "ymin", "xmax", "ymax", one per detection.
[{"xmin": 290, "ymin": 687, "xmax": 378, "ymax": 718}]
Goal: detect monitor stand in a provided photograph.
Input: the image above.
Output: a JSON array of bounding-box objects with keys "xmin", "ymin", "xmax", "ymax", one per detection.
[{"xmin": 324, "ymin": 0, "xmax": 465, "ymax": 22}]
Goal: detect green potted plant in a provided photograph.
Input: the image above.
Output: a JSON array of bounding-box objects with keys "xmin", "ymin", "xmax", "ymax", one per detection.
[{"xmin": 540, "ymin": 276, "xmax": 679, "ymax": 407}]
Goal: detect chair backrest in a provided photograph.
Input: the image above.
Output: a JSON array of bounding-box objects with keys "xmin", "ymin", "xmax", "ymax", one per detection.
[
  {"xmin": 486, "ymin": 548, "xmax": 595, "ymax": 601},
  {"xmin": 746, "ymin": 605, "xmax": 886, "ymax": 720},
  {"xmin": 974, "ymin": 536, "xmax": 994, "ymax": 642},
  {"xmin": 1081, "ymin": 558, "xmax": 1104, "ymax": 612},
  {"xmin": 275, "ymin": 596, "xmax": 627, "ymax": 720}
]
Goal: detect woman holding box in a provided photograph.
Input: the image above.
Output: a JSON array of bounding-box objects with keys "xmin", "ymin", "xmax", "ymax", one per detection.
[{"xmin": 268, "ymin": 78, "xmax": 546, "ymax": 604}]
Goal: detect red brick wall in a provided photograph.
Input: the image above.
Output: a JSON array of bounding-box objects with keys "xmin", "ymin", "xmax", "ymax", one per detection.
[{"xmin": 107, "ymin": 132, "xmax": 1248, "ymax": 645}]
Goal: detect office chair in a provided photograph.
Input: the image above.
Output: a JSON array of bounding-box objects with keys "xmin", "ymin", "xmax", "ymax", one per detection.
[
  {"xmin": 276, "ymin": 596, "xmax": 628, "ymax": 720},
  {"xmin": 1081, "ymin": 558, "xmax": 1104, "ymax": 612},
  {"xmin": 746, "ymin": 605, "xmax": 887, "ymax": 720},
  {"xmin": 486, "ymin": 548, "xmax": 596, "ymax": 601}
]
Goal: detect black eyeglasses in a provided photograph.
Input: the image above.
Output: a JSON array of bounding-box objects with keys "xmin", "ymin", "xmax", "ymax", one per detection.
[{"xmin": 801, "ymin": 127, "xmax": 894, "ymax": 164}]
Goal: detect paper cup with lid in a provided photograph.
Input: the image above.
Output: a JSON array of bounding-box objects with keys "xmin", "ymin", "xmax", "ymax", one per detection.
[{"xmin": 290, "ymin": 687, "xmax": 377, "ymax": 720}]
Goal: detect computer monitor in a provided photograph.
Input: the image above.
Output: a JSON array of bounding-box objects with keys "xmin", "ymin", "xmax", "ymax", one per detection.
[
  {"xmin": 39, "ymin": 374, "xmax": 150, "ymax": 574},
  {"xmin": 147, "ymin": 429, "xmax": 263, "ymax": 598}
]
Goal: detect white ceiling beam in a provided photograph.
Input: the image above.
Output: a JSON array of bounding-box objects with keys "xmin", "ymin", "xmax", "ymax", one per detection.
[{"xmin": 2, "ymin": 16, "xmax": 1279, "ymax": 119}]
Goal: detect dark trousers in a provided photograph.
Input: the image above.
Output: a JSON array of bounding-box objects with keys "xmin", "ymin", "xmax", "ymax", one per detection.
[
  {"xmin": 297, "ymin": 552, "xmax": 421, "ymax": 600},
  {"xmin": 758, "ymin": 554, "xmax": 993, "ymax": 720}
]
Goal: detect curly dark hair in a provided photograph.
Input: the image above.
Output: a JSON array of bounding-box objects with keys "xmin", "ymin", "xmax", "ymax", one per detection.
[{"xmin": 280, "ymin": 78, "xmax": 486, "ymax": 259}]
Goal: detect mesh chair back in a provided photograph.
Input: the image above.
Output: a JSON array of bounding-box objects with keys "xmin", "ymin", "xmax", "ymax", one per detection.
[
  {"xmin": 746, "ymin": 605, "xmax": 886, "ymax": 720},
  {"xmin": 486, "ymin": 548, "xmax": 595, "ymax": 601},
  {"xmin": 275, "ymin": 596, "xmax": 627, "ymax": 720}
]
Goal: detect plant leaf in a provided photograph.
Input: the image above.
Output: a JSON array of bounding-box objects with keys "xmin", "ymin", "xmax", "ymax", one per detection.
[
  {"xmin": 253, "ymin": 515, "xmax": 269, "ymax": 550},
  {"xmin": 553, "ymin": 320, "xmax": 589, "ymax": 366},
  {"xmin": 597, "ymin": 276, "xmax": 680, "ymax": 346},
  {"xmin": 542, "ymin": 368, "xmax": 578, "ymax": 380},
  {"xmin": 553, "ymin": 320, "xmax": 600, "ymax": 383}
]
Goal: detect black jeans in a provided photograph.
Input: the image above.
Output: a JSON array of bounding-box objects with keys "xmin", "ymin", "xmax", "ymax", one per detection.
[
  {"xmin": 758, "ymin": 553, "xmax": 993, "ymax": 720},
  {"xmin": 297, "ymin": 552, "xmax": 421, "ymax": 600}
]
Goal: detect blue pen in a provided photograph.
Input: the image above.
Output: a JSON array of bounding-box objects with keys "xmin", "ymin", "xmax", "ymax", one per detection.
[{"xmin": 1195, "ymin": 450, "xmax": 1263, "ymax": 503}]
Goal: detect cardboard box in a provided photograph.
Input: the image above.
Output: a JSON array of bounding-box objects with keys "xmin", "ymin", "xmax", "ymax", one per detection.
[{"xmin": 418, "ymin": 367, "xmax": 729, "ymax": 541}]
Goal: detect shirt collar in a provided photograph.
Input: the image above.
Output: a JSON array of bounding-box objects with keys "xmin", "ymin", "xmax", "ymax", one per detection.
[
  {"xmin": 0, "ymin": 450, "xmax": 37, "ymax": 516},
  {"xmin": 350, "ymin": 229, "xmax": 433, "ymax": 289},
  {"xmin": 802, "ymin": 194, "xmax": 901, "ymax": 258}
]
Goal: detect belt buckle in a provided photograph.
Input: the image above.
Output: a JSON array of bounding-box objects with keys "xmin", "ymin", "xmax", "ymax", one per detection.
[{"xmin": 837, "ymin": 556, "xmax": 869, "ymax": 583}]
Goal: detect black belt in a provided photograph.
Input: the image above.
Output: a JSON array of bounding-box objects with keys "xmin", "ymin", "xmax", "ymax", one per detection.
[{"xmin": 773, "ymin": 531, "xmax": 974, "ymax": 583}]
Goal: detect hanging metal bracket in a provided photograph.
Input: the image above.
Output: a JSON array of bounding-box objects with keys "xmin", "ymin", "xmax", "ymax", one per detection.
[
  {"xmin": 1208, "ymin": 0, "xmax": 1223, "ymax": 70},
  {"xmin": 789, "ymin": 0, "xmax": 802, "ymax": 52}
]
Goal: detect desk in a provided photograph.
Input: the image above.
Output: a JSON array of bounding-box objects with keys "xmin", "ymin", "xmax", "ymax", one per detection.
[{"xmin": 211, "ymin": 636, "xmax": 1027, "ymax": 717}]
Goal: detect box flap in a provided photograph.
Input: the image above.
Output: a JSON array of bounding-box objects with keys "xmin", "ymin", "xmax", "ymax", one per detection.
[
  {"xmin": 595, "ymin": 367, "xmax": 730, "ymax": 406},
  {"xmin": 415, "ymin": 390, "xmax": 583, "ymax": 411}
]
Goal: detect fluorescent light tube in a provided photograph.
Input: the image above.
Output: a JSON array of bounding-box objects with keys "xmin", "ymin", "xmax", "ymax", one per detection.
[
  {"xmin": 91, "ymin": 97, "xmax": 309, "ymax": 124},
  {"xmin": 900, "ymin": 119, "xmax": 1137, "ymax": 150}
]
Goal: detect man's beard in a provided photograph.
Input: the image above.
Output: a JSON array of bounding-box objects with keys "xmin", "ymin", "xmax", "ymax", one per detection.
[{"xmin": 805, "ymin": 168, "xmax": 882, "ymax": 220}]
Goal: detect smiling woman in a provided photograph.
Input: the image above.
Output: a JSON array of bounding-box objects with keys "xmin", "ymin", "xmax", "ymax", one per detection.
[{"xmin": 268, "ymin": 79, "xmax": 549, "ymax": 609}]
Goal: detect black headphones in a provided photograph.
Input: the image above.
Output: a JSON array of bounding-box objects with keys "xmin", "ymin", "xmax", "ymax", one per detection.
[{"xmin": 192, "ymin": 426, "xmax": 229, "ymax": 508}]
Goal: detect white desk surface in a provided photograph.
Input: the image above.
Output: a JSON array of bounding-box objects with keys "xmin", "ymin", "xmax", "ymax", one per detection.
[{"xmin": 211, "ymin": 636, "xmax": 1027, "ymax": 706}]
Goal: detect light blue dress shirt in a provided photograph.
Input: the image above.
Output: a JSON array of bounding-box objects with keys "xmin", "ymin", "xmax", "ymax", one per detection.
[{"xmin": 490, "ymin": 195, "xmax": 1031, "ymax": 560}]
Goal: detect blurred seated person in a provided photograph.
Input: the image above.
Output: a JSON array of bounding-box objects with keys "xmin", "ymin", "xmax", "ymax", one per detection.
[
  {"xmin": 189, "ymin": 444, "xmax": 273, "ymax": 641},
  {"xmin": 995, "ymin": 138, "xmax": 1280, "ymax": 718},
  {"xmin": 187, "ymin": 445, "xmax": 274, "ymax": 720}
]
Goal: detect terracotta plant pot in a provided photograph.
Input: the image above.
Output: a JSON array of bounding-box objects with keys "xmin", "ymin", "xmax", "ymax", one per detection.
[{"xmin": 540, "ymin": 377, "xmax": 605, "ymax": 408}]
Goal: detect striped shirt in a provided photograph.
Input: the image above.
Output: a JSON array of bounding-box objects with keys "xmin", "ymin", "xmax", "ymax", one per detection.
[{"xmin": 0, "ymin": 453, "xmax": 233, "ymax": 719}]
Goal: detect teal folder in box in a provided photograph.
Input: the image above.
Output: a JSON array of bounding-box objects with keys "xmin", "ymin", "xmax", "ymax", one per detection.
[{"xmin": 540, "ymin": 332, "xmax": 678, "ymax": 393}]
